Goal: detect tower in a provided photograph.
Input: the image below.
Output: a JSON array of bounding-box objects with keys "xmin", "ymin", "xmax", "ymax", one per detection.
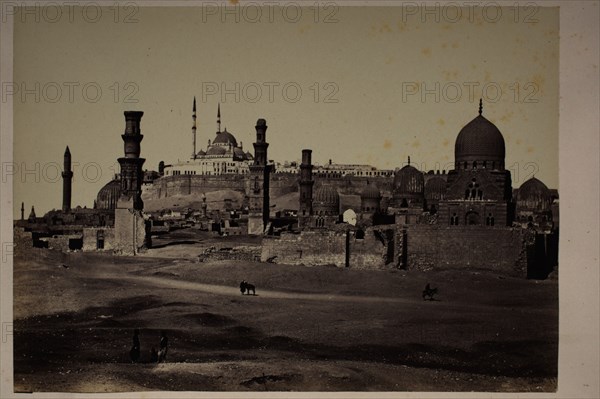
[
  {"xmin": 192, "ymin": 97, "xmax": 197, "ymax": 159},
  {"xmin": 248, "ymin": 118, "xmax": 271, "ymax": 235},
  {"xmin": 298, "ymin": 149, "xmax": 314, "ymax": 229},
  {"xmin": 217, "ymin": 103, "xmax": 221, "ymax": 133},
  {"xmin": 62, "ymin": 146, "xmax": 73, "ymax": 212},
  {"xmin": 20, "ymin": 202, "xmax": 24, "ymax": 220},
  {"xmin": 117, "ymin": 111, "xmax": 145, "ymax": 210}
]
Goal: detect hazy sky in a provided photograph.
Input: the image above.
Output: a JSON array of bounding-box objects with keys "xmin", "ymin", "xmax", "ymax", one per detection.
[{"xmin": 12, "ymin": 4, "xmax": 559, "ymax": 217}]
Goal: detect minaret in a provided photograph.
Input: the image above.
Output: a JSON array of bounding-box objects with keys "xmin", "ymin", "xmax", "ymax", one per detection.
[
  {"xmin": 248, "ymin": 118, "xmax": 271, "ymax": 235},
  {"xmin": 217, "ymin": 103, "xmax": 221, "ymax": 133},
  {"xmin": 117, "ymin": 111, "xmax": 145, "ymax": 210},
  {"xmin": 62, "ymin": 146, "xmax": 73, "ymax": 212},
  {"xmin": 298, "ymin": 149, "xmax": 314, "ymax": 229},
  {"xmin": 192, "ymin": 97, "xmax": 197, "ymax": 159},
  {"xmin": 479, "ymin": 98, "xmax": 483, "ymax": 115},
  {"xmin": 20, "ymin": 202, "xmax": 24, "ymax": 220}
]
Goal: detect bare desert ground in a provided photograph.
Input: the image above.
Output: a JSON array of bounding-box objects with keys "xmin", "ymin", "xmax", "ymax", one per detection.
[{"xmin": 13, "ymin": 230, "xmax": 558, "ymax": 392}]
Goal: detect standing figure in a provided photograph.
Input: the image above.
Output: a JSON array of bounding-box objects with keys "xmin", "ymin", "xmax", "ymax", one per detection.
[
  {"xmin": 158, "ymin": 331, "xmax": 168, "ymax": 363},
  {"xmin": 129, "ymin": 329, "xmax": 140, "ymax": 363},
  {"xmin": 240, "ymin": 280, "xmax": 246, "ymax": 295}
]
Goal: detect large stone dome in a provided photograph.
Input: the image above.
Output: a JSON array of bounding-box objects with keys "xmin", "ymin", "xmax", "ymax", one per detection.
[
  {"xmin": 393, "ymin": 165, "xmax": 424, "ymax": 195},
  {"xmin": 455, "ymin": 114, "xmax": 505, "ymax": 168},
  {"xmin": 96, "ymin": 178, "xmax": 121, "ymax": 210},
  {"xmin": 516, "ymin": 177, "xmax": 552, "ymax": 211},
  {"xmin": 212, "ymin": 128, "xmax": 238, "ymax": 147},
  {"xmin": 313, "ymin": 186, "xmax": 340, "ymax": 215}
]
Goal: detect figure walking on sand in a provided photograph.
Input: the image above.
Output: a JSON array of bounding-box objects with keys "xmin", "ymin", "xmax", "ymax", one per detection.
[
  {"xmin": 158, "ymin": 331, "xmax": 168, "ymax": 363},
  {"xmin": 129, "ymin": 329, "xmax": 140, "ymax": 363}
]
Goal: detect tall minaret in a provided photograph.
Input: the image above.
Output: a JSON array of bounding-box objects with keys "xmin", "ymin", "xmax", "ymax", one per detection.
[
  {"xmin": 20, "ymin": 202, "xmax": 24, "ymax": 220},
  {"xmin": 217, "ymin": 103, "xmax": 221, "ymax": 133},
  {"xmin": 192, "ymin": 97, "xmax": 197, "ymax": 159},
  {"xmin": 248, "ymin": 118, "xmax": 271, "ymax": 235},
  {"xmin": 62, "ymin": 146, "xmax": 73, "ymax": 212},
  {"xmin": 118, "ymin": 111, "xmax": 145, "ymax": 210},
  {"xmin": 298, "ymin": 149, "xmax": 314, "ymax": 229}
]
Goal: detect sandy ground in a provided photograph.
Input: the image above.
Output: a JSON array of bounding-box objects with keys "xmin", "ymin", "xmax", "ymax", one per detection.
[{"xmin": 13, "ymin": 233, "xmax": 558, "ymax": 392}]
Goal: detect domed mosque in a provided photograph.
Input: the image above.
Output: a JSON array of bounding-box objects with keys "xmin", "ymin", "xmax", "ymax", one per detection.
[
  {"xmin": 312, "ymin": 185, "xmax": 340, "ymax": 228},
  {"xmin": 162, "ymin": 101, "xmax": 253, "ymax": 177},
  {"xmin": 438, "ymin": 99, "xmax": 514, "ymax": 227}
]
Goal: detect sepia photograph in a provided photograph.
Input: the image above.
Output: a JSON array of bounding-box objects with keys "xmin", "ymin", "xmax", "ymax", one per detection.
[{"xmin": 0, "ymin": 1, "xmax": 598, "ymax": 397}]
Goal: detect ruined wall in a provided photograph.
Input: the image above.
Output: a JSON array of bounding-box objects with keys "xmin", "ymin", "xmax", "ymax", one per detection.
[
  {"xmin": 82, "ymin": 227, "xmax": 115, "ymax": 252},
  {"xmin": 113, "ymin": 207, "xmax": 147, "ymax": 255},
  {"xmin": 198, "ymin": 245, "xmax": 261, "ymax": 263},
  {"xmin": 404, "ymin": 225, "xmax": 528, "ymax": 275},
  {"xmin": 13, "ymin": 227, "xmax": 33, "ymax": 250},
  {"xmin": 261, "ymin": 228, "xmax": 391, "ymax": 269}
]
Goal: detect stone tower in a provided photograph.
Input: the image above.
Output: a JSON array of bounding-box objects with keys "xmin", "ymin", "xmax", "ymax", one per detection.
[
  {"xmin": 248, "ymin": 118, "xmax": 271, "ymax": 235},
  {"xmin": 298, "ymin": 149, "xmax": 314, "ymax": 229},
  {"xmin": 62, "ymin": 146, "xmax": 73, "ymax": 212},
  {"xmin": 114, "ymin": 111, "xmax": 149, "ymax": 255},
  {"xmin": 118, "ymin": 111, "xmax": 145, "ymax": 210},
  {"xmin": 20, "ymin": 202, "xmax": 24, "ymax": 221}
]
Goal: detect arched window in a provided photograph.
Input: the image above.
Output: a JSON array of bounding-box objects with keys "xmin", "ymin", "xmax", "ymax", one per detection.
[
  {"xmin": 473, "ymin": 161, "xmax": 477, "ymax": 169},
  {"xmin": 483, "ymin": 161, "xmax": 487, "ymax": 169}
]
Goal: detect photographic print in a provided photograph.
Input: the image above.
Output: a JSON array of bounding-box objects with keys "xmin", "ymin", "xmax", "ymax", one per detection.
[{"xmin": 0, "ymin": 1, "xmax": 597, "ymax": 397}]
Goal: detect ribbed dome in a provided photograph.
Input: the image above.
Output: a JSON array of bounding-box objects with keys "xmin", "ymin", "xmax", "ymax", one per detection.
[
  {"xmin": 455, "ymin": 115, "xmax": 505, "ymax": 165},
  {"xmin": 393, "ymin": 165, "xmax": 424, "ymax": 195},
  {"xmin": 424, "ymin": 177, "xmax": 447, "ymax": 201},
  {"xmin": 245, "ymin": 151, "xmax": 254, "ymax": 159},
  {"xmin": 196, "ymin": 150, "xmax": 206, "ymax": 156},
  {"xmin": 361, "ymin": 182, "xmax": 381, "ymax": 199},
  {"xmin": 313, "ymin": 186, "xmax": 340, "ymax": 215},
  {"xmin": 96, "ymin": 179, "xmax": 121, "ymax": 210},
  {"xmin": 516, "ymin": 177, "xmax": 551, "ymax": 211},
  {"xmin": 206, "ymin": 146, "xmax": 227, "ymax": 156},
  {"xmin": 212, "ymin": 128, "xmax": 238, "ymax": 147}
]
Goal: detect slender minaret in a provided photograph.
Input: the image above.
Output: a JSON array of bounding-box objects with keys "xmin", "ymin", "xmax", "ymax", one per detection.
[
  {"xmin": 217, "ymin": 103, "xmax": 221, "ymax": 133},
  {"xmin": 248, "ymin": 119, "xmax": 271, "ymax": 235},
  {"xmin": 62, "ymin": 146, "xmax": 73, "ymax": 212},
  {"xmin": 298, "ymin": 149, "xmax": 314, "ymax": 229},
  {"xmin": 479, "ymin": 98, "xmax": 483, "ymax": 115},
  {"xmin": 20, "ymin": 202, "xmax": 24, "ymax": 220},
  {"xmin": 192, "ymin": 97, "xmax": 197, "ymax": 159},
  {"xmin": 118, "ymin": 111, "xmax": 145, "ymax": 210}
]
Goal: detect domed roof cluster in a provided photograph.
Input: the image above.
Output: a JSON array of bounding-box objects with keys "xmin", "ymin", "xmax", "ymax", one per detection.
[
  {"xmin": 516, "ymin": 177, "xmax": 552, "ymax": 211},
  {"xmin": 96, "ymin": 178, "xmax": 121, "ymax": 210},
  {"xmin": 393, "ymin": 164, "xmax": 424, "ymax": 195},
  {"xmin": 455, "ymin": 102, "xmax": 505, "ymax": 165}
]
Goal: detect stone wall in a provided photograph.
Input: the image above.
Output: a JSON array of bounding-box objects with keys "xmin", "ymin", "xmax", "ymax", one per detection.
[
  {"xmin": 113, "ymin": 207, "xmax": 147, "ymax": 255},
  {"xmin": 198, "ymin": 245, "xmax": 261, "ymax": 263},
  {"xmin": 261, "ymin": 227, "xmax": 392, "ymax": 269},
  {"xmin": 142, "ymin": 174, "xmax": 395, "ymax": 203},
  {"xmin": 403, "ymin": 225, "xmax": 528, "ymax": 275},
  {"xmin": 82, "ymin": 227, "xmax": 115, "ymax": 252}
]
